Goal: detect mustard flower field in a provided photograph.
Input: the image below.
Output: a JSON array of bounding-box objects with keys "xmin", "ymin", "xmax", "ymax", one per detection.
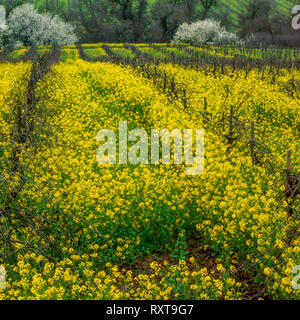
[{"xmin": 0, "ymin": 44, "xmax": 299, "ymax": 300}]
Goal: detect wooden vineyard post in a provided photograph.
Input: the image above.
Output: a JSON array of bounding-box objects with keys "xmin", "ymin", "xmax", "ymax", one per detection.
[
  {"xmin": 227, "ymin": 106, "xmax": 234, "ymax": 145},
  {"xmin": 203, "ymin": 97, "xmax": 207, "ymax": 114},
  {"xmin": 182, "ymin": 89, "xmax": 188, "ymax": 110},
  {"xmin": 291, "ymin": 62, "xmax": 295, "ymax": 98},
  {"xmin": 163, "ymin": 73, "xmax": 167, "ymax": 90},
  {"xmin": 285, "ymin": 149, "xmax": 293, "ymax": 217},
  {"xmin": 203, "ymin": 97, "xmax": 209, "ymax": 124},
  {"xmin": 291, "ymin": 74, "xmax": 295, "ymax": 98},
  {"xmin": 171, "ymin": 77, "xmax": 176, "ymax": 94},
  {"xmin": 284, "ymin": 149, "xmax": 300, "ymax": 218}
]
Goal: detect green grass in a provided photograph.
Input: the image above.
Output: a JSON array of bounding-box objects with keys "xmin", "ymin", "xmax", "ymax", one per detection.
[
  {"xmin": 8, "ymin": 47, "xmax": 28, "ymax": 59},
  {"xmin": 110, "ymin": 47, "xmax": 135, "ymax": 59},
  {"xmin": 139, "ymin": 47, "xmax": 169, "ymax": 61},
  {"xmin": 61, "ymin": 47, "xmax": 79, "ymax": 62},
  {"xmin": 83, "ymin": 47, "xmax": 107, "ymax": 59}
]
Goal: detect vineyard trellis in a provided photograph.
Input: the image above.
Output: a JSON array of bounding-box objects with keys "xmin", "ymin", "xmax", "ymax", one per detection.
[
  {"xmin": 0, "ymin": 46, "xmax": 106, "ymax": 264},
  {"xmin": 77, "ymin": 44, "xmax": 300, "ymax": 290},
  {"xmin": 76, "ymin": 44, "xmax": 300, "ymax": 223},
  {"xmin": 0, "ymin": 42, "xmax": 299, "ymax": 299}
]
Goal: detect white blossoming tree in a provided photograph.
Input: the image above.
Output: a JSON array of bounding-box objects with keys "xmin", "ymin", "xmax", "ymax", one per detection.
[
  {"xmin": 0, "ymin": 5, "xmax": 6, "ymax": 30},
  {"xmin": 0, "ymin": 5, "xmax": 7, "ymax": 48},
  {"xmin": 173, "ymin": 19, "xmax": 240, "ymax": 45},
  {"xmin": 1, "ymin": 4, "xmax": 77, "ymax": 48}
]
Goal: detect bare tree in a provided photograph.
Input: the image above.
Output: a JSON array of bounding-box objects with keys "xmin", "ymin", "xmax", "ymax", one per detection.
[
  {"xmin": 152, "ymin": 0, "xmax": 188, "ymax": 41},
  {"xmin": 199, "ymin": 0, "xmax": 217, "ymax": 20},
  {"xmin": 238, "ymin": 0, "xmax": 274, "ymax": 37}
]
